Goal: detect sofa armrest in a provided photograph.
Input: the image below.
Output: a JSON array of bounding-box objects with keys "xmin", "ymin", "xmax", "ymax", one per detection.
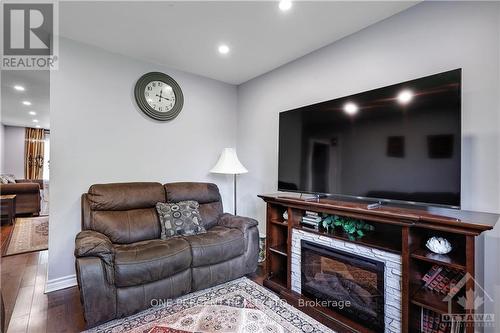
[
  {"xmin": 217, "ymin": 213, "xmax": 258, "ymax": 233},
  {"xmin": 75, "ymin": 230, "xmax": 115, "ymax": 285},
  {"xmin": 75, "ymin": 230, "xmax": 114, "ymax": 263}
]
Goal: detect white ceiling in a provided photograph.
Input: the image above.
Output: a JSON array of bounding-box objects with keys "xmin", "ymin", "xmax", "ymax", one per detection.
[
  {"xmin": 60, "ymin": 1, "xmax": 418, "ymax": 85},
  {"xmin": 1, "ymin": 70, "xmax": 50, "ymax": 129},
  {"xmin": 0, "ymin": 1, "xmax": 418, "ymax": 129}
]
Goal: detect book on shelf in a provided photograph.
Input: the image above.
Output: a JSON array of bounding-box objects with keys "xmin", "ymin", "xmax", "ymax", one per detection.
[
  {"xmin": 423, "ymin": 265, "xmax": 443, "ymax": 285},
  {"xmin": 302, "ymin": 216, "xmax": 322, "ymax": 223},
  {"xmin": 301, "ymin": 211, "xmax": 322, "ymax": 228},
  {"xmin": 421, "ymin": 309, "xmax": 457, "ymax": 333},
  {"xmin": 301, "ymin": 221, "xmax": 320, "ymax": 229},
  {"xmin": 422, "ymin": 265, "xmax": 465, "ymax": 295}
]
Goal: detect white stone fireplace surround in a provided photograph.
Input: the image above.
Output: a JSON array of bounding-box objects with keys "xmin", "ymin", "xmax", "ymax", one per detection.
[{"xmin": 291, "ymin": 229, "xmax": 402, "ymax": 333}]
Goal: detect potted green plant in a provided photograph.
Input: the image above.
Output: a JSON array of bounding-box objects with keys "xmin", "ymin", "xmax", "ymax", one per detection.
[{"xmin": 322, "ymin": 215, "xmax": 374, "ymax": 240}]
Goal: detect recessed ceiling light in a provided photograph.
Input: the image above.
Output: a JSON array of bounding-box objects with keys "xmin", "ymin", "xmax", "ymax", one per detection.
[
  {"xmin": 343, "ymin": 102, "xmax": 359, "ymax": 116},
  {"xmin": 35, "ymin": 125, "xmax": 41, "ymax": 128},
  {"xmin": 14, "ymin": 85, "xmax": 25, "ymax": 91},
  {"xmin": 218, "ymin": 44, "xmax": 230, "ymax": 55},
  {"xmin": 28, "ymin": 111, "xmax": 37, "ymax": 116},
  {"xmin": 22, "ymin": 101, "xmax": 31, "ymax": 106},
  {"xmin": 32, "ymin": 119, "xmax": 39, "ymax": 123},
  {"xmin": 279, "ymin": 0, "xmax": 292, "ymax": 11},
  {"xmin": 397, "ymin": 90, "xmax": 414, "ymax": 104}
]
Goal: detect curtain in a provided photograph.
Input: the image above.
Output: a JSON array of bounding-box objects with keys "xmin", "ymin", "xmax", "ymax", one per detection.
[{"xmin": 25, "ymin": 128, "xmax": 45, "ymax": 179}]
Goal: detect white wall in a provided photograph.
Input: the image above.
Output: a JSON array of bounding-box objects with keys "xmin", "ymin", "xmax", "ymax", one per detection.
[
  {"xmin": 237, "ymin": 1, "xmax": 500, "ymax": 327},
  {"xmin": 48, "ymin": 38, "xmax": 238, "ymax": 282},
  {"xmin": 3, "ymin": 125, "xmax": 25, "ymax": 178}
]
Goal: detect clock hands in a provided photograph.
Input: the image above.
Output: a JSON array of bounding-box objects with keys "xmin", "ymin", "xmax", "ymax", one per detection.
[
  {"xmin": 155, "ymin": 90, "xmax": 171, "ymax": 102},
  {"xmin": 155, "ymin": 89, "xmax": 171, "ymax": 102}
]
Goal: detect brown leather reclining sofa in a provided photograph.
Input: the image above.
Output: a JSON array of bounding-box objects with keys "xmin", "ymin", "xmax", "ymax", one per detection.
[
  {"xmin": 74, "ymin": 182, "xmax": 259, "ymax": 327},
  {"xmin": 0, "ymin": 179, "xmax": 43, "ymax": 215}
]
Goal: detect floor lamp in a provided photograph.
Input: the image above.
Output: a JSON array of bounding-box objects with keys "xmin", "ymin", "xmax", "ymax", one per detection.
[{"xmin": 210, "ymin": 148, "xmax": 248, "ymax": 215}]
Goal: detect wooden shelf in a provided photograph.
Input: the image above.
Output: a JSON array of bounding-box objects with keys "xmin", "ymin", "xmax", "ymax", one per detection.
[
  {"xmin": 411, "ymin": 286, "xmax": 462, "ymax": 315},
  {"xmin": 270, "ymin": 218, "xmax": 288, "ymax": 227},
  {"xmin": 294, "ymin": 225, "xmax": 401, "ymax": 254},
  {"xmin": 410, "ymin": 248, "xmax": 466, "ymax": 271},
  {"xmin": 260, "ymin": 194, "xmax": 493, "ymax": 333},
  {"xmin": 269, "ymin": 244, "xmax": 288, "ymax": 256}
]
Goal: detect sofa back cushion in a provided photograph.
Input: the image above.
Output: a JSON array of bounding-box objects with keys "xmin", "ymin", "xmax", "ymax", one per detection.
[
  {"xmin": 164, "ymin": 182, "xmax": 223, "ymax": 229},
  {"xmin": 82, "ymin": 182, "xmax": 165, "ymax": 244}
]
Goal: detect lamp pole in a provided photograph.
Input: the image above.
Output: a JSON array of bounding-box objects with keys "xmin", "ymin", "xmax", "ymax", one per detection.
[{"xmin": 233, "ymin": 174, "xmax": 237, "ymax": 215}]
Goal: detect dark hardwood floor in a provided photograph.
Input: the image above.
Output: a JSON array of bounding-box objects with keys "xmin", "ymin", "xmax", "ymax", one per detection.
[
  {"xmin": 1, "ymin": 249, "xmax": 267, "ymax": 333},
  {"xmin": 1, "ymin": 250, "xmax": 85, "ymax": 333}
]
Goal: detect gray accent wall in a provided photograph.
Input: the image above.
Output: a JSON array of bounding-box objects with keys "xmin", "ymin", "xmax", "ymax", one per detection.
[
  {"xmin": 236, "ymin": 2, "xmax": 500, "ymax": 329},
  {"xmin": 48, "ymin": 38, "xmax": 238, "ymax": 284}
]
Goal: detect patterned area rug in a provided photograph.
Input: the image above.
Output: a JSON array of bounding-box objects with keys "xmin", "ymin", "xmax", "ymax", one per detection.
[
  {"xmin": 4, "ymin": 216, "xmax": 48, "ymax": 256},
  {"xmin": 86, "ymin": 277, "xmax": 335, "ymax": 333}
]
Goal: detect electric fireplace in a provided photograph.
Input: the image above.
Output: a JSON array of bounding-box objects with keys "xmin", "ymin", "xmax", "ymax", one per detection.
[{"xmin": 301, "ymin": 240, "xmax": 385, "ymax": 332}]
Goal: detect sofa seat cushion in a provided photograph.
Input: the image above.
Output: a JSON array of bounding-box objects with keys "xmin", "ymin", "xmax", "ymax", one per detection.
[
  {"xmin": 114, "ymin": 238, "xmax": 191, "ymax": 287},
  {"xmin": 182, "ymin": 226, "xmax": 245, "ymax": 267}
]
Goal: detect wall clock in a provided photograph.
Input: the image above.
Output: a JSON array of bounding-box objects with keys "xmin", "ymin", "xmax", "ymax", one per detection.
[{"xmin": 134, "ymin": 72, "xmax": 184, "ymax": 121}]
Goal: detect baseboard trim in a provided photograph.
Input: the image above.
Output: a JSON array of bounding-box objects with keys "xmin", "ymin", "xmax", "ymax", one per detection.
[{"xmin": 45, "ymin": 274, "xmax": 78, "ymax": 293}]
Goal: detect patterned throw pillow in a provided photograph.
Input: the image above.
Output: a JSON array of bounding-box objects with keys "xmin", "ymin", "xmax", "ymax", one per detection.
[
  {"xmin": 0, "ymin": 174, "xmax": 15, "ymax": 184},
  {"xmin": 156, "ymin": 200, "xmax": 206, "ymax": 239},
  {"xmin": 5, "ymin": 174, "xmax": 16, "ymax": 183}
]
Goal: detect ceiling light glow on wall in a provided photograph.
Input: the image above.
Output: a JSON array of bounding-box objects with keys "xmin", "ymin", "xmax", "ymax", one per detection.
[
  {"xmin": 343, "ymin": 102, "xmax": 359, "ymax": 116},
  {"xmin": 14, "ymin": 85, "xmax": 25, "ymax": 91},
  {"xmin": 29, "ymin": 111, "xmax": 37, "ymax": 116},
  {"xmin": 218, "ymin": 44, "xmax": 230, "ymax": 55},
  {"xmin": 279, "ymin": 0, "xmax": 292, "ymax": 11},
  {"xmin": 397, "ymin": 90, "xmax": 413, "ymax": 104},
  {"xmin": 22, "ymin": 101, "xmax": 32, "ymax": 106}
]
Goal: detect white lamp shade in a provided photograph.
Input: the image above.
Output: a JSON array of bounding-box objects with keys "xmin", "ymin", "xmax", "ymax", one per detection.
[{"xmin": 210, "ymin": 148, "xmax": 248, "ymax": 174}]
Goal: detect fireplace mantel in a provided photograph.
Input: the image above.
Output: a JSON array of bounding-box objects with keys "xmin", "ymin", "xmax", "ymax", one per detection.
[{"xmin": 258, "ymin": 193, "xmax": 498, "ymax": 333}]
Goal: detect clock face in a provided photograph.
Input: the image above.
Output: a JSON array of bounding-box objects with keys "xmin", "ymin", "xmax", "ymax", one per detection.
[
  {"xmin": 135, "ymin": 72, "xmax": 184, "ymax": 121},
  {"xmin": 144, "ymin": 81, "xmax": 176, "ymax": 113}
]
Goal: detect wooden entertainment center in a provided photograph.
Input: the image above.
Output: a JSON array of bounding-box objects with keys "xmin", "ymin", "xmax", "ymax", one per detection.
[{"xmin": 258, "ymin": 193, "xmax": 498, "ymax": 333}]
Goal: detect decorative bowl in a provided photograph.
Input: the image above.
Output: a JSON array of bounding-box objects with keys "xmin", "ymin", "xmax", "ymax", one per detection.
[{"xmin": 426, "ymin": 236, "xmax": 452, "ymax": 254}]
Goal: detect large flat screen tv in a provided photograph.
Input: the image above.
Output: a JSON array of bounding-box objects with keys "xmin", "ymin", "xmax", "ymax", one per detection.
[{"xmin": 278, "ymin": 69, "xmax": 461, "ymax": 208}]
